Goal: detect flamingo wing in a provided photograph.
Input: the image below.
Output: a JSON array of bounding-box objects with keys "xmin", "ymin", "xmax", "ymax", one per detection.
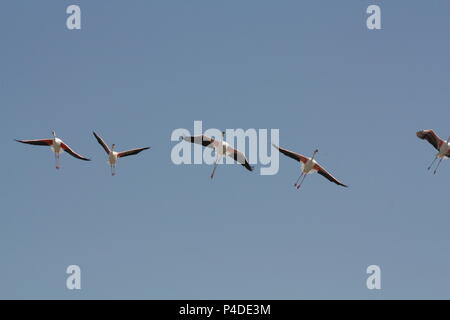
[
  {"xmin": 61, "ymin": 142, "xmax": 91, "ymax": 161},
  {"xmin": 93, "ymin": 131, "xmax": 111, "ymax": 154},
  {"xmin": 118, "ymin": 147, "xmax": 150, "ymax": 158},
  {"xmin": 15, "ymin": 139, "xmax": 53, "ymax": 146},
  {"xmin": 315, "ymin": 164, "xmax": 348, "ymax": 187},
  {"xmin": 272, "ymin": 144, "xmax": 308, "ymax": 163},
  {"xmin": 226, "ymin": 146, "xmax": 254, "ymax": 171},
  {"xmin": 416, "ymin": 129, "xmax": 444, "ymax": 151},
  {"xmin": 183, "ymin": 135, "xmax": 215, "ymax": 148}
]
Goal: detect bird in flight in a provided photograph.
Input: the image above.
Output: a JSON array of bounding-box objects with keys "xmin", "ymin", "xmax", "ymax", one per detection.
[
  {"xmin": 182, "ymin": 132, "xmax": 253, "ymax": 179},
  {"xmin": 273, "ymin": 144, "xmax": 348, "ymax": 190},
  {"xmin": 15, "ymin": 131, "xmax": 90, "ymax": 169},
  {"xmin": 93, "ymin": 131, "xmax": 150, "ymax": 176},
  {"xmin": 416, "ymin": 129, "xmax": 450, "ymax": 174}
]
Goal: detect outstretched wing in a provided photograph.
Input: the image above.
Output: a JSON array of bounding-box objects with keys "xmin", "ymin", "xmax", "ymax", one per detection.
[
  {"xmin": 316, "ymin": 164, "xmax": 348, "ymax": 187},
  {"xmin": 226, "ymin": 147, "xmax": 254, "ymax": 172},
  {"xmin": 416, "ymin": 130, "xmax": 444, "ymax": 151},
  {"xmin": 118, "ymin": 147, "xmax": 150, "ymax": 158},
  {"xmin": 93, "ymin": 131, "xmax": 111, "ymax": 154},
  {"xmin": 183, "ymin": 135, "xmax": 215, "ymax": 148},
  {"xmin": 61, "ymin": 142, "xmax": 91, "ymax": 161},
  {"xmin": 272, "ymin": 144, "xmax": 308, "ymax": 163},
  {"xmin": 15, "ymin": 139, "xmax": 53, "ymax": 146}
]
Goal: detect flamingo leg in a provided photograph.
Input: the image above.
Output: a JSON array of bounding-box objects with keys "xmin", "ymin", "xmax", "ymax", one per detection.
[
  {"xmin": 434, "ymin": 157, "xmax": 443, "ymax": 175},
  {"xmin": 111, "ymin": 164, "xmax": 116, "ymax": 176},
  {"xmin": 210, "ymin": 158, "xmax": 220, "ymax": 179},
  {"xmin": 210, "ymin": 151, "xmax": 223, "ymax": 179},
  {"xmin": 294, "ymin": 172, "xmax": 304, "ymax": 187},
  {"xmin": 428, "ymin": 156, "xmax": 438, "ymax": 171},
  {"xmin": 55, "ymin": 153, "xmax": 60, "ymax": 170},
  {"xmin": 296, "ymin": 173, "xmax": 308, "ymax": 190}
]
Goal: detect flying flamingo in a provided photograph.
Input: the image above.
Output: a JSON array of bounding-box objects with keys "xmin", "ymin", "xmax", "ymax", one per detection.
[
  {"xmin": 182, "ymin": 132, "xmax": 253, "ymax": 179},
  {"xmin": 273, "ymin": 144, "xmax": 348, "ymax": 189},
  {"xmin": 15, "ymin": 131, "xmax": 90, "ymax": 169},
  {"xmin": 93, "ymin": 131, "xmax": 150, "ymax": 176},
  {"xmin": 416, "ymin": 129, "xmax": 450, "ymax": 174}
]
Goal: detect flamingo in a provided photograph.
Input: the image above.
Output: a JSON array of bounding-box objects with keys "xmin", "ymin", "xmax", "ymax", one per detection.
[
  {"xmin": 182, "ymin": 132, "xmax": 253, "ymax": 179},
  {"xmin": 273, "ymin": 144, "xmax": 348, "ymax": 189},
  {"xmin": 93, "ymin": 131, "xmax": 150, "ymax": 176},
  {"xmin": 416, "ymin": 129, "xmax": 450, "ymax": 174},
  {"xmin": 15, "ymin": 131, "xmax": 90, "ymax": 169}
]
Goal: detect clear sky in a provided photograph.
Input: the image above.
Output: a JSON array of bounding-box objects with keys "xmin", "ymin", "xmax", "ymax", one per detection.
[{"xmin": 1, "ymin": 0, "xmax": 450, "ymax": 299}]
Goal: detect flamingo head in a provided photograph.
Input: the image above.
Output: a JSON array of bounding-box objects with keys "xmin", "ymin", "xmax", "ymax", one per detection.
[
  {"xmin": 52, "ymin": 131, "xmax": 56, "ymax": 137},
  {"xmin": 314, "ymin": 149, "xmax": 319, "ymax": 154},
  {"xmin": 111, "ymin": 143, "xmax": 116, "ymax": 151}
]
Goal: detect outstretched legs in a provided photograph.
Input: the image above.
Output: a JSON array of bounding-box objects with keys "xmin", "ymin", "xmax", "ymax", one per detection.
[
  {"xmin": 428, "ymin": 156, "xmax": 438, "ymax": 171},
  {"xmin": 111, "ymin": 164, "xmax": 116, "ymax": 176},
  {"xmin": 294, "ymin": 171, "xmax": 308, "ymax": 190},
  {"xmin": 55, "ymin": 152, "xmax": 60, "ymax": 169},
  {"xmin": 428, "ymin": 154, "xmax": 445, "ymax": 175},
  {"xmin": 211, "ymin": 157, "xmax": 219, "ymax": 179},
  {"xmin": 294, "ymin": 172, "xmax": 304, "ymax": 188},
  {"xmin": 296, "ymin": 173, "xmax": 308, "ymax": 190},
  {"xmin": 434, "ymin": 157, "xmax": 444, "ymax": 175}
]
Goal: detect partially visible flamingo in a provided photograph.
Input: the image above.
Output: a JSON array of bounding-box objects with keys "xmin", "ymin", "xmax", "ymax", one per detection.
[
  {"xmin": 15, "ymin": 131, "xmax": 90, "ymax": 169},
  {"xmin": 182, "ymin": 132, "xmax": 253, "ymax": 179},
  {"xmin": 416, "ymin": 129, "xmax": 450, "ymax": 174},
  {"xmin": 93, "ymin": 131, "xmax": 150, "ymax": 176},
  {"xmin": 273, "ymin": 144, "xmax": 348, "ymax": 190}
]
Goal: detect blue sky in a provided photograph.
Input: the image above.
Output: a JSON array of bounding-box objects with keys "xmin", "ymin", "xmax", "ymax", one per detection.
[{"xmin": 1, "ymin": 0, "xmax": 450, "ymax": 299}]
